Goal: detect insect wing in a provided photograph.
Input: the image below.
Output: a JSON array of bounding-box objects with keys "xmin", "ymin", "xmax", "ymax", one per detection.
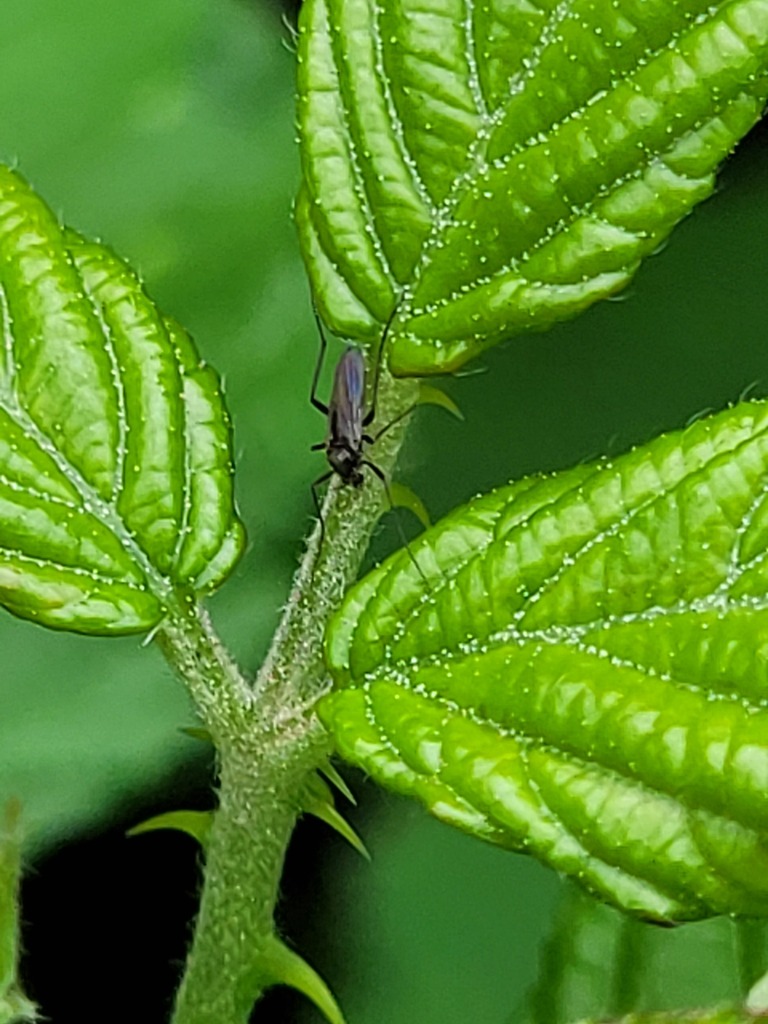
[{"xmin": 329, "ymin": 347, "xmax": 365, "ymax": 447}]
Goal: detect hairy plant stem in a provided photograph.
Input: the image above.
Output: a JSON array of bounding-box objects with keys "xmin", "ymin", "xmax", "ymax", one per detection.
[{"xmin": 160, "ymin": 366, "xmax": 419, "ymax": 1024}]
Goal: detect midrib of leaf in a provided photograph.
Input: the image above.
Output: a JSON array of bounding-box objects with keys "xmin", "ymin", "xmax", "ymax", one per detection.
[
  {"xmin": 488, "ymin": 0, "xmax": 711, "ymax": 149},
  {"xmin": 303, "ymin": 0, "xmax": 375, "ymax": 305},
  {"xmin": 0, "ymin": 186, "xmax": 176, "ymax": 596},
  {"xmin": 0, "ymin": 281, "xmax": 14, "ymax": 391},
  {"xmin": 360, "ymin": 628, "xmax": 753, "ymax": 764}
]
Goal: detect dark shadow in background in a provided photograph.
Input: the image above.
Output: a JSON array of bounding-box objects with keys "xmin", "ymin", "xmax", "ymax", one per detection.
[
  {"xmin": 20, "ymin": 755, "xmax": 356, "ymax": 1022},
  {"xmin": 20, "ymin": 752, "xmax": 212, "ymax": 1024}
]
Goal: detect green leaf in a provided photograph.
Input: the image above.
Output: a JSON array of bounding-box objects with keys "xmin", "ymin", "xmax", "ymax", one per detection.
[
  {"xmin": 296, "ymin": 0, "xmax": 768, "ymax": 375},
  {"xmin": 0, "ymin": 802, "xmax": 37, "ymax": 1023},
  {"xmin": 0, "ymin": 167, "xmax": 244, "ymax": 635},
  {"xmin": 522, "ymin": 887, "xmax": 642, "ymax": 1023},
  {"xmin": 519, "ymin": 886, "xmax": 768, "ymax": 1023},
  {"xmin": 321, "ymin": 398, "xmax": 768, "ymax": 921}
]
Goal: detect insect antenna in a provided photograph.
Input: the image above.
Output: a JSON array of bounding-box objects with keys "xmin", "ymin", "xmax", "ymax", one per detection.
[
  {"xmin": 309, "ymin": 307, "xmax": 330, "ymax": 415},
  {"xmin": 310, "ymin": 469, "xmax": 333, "ymax": 552},
  {"xmin": 363, "ymin": 299, "xmax": 432, "ymax": 590},
  {"xmin": 363, "ymin": 297, "xmax": 404, "ymax": 427}
]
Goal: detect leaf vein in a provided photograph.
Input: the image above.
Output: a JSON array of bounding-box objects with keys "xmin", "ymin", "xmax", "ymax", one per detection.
[
  {"xmin": 325, "ymin": 0, "xmax": 399, "ymax": 289},
  {"xmin": 370, "ymin": 0, "xmax": 436, "ymax": 210},
  {"xmin": 0, "ymin": 283, "xmax": 15, "ymax": 388},
  {"xmin": 516, "ymin": 423, "xmax": 768, "ymax": 625},
  {"xmin": 405, "ymin": 0, "xmax": 741, "ymax": 306},
  {"xmin": 0, "ymin": 393, "xmax": 172, "ymax": 601},
  {"xmin": 168, "ymin": 332, "xmax": 194, "ymax": 574},
  {"xmin": 0, "ymin": 544, "xmax": 149, "ymax": 590},
  {"xmin": 463, "ymin": 0, "xmax": 491, "ymax": 116},
  {"xmin": 74, "ymin": 249, "xmax": 128, "ymax": 505}
]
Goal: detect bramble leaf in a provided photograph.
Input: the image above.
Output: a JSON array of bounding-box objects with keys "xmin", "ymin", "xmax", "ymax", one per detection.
[
  {"xmin": 520, "ymin": 886, "xmax": 768, "ymax": 1023},
  {"xmin": 321, "ymin": 399, "xmax": 768, "ymax": 921},
  {"xmin": 0, "ymin": 168, "xmax": 244, "ymax": 635},
  {"xmin": 296, "ymin": 0, "xmax": 768, "ymax": 375}
]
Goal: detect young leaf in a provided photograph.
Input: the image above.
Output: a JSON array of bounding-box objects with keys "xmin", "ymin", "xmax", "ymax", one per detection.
[
  {"xmin": 296, "ymin": 0, "xmax": 768, "ymax": 375},
  {"xmin": 321, "ymin": 399, "xmax": 768, "ymax": 921},
  {"xmin": 0, "ymin": 168, "xmax": 244, "ymax": 635}
]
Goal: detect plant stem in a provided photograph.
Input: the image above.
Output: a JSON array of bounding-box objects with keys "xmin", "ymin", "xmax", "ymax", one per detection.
[
  {"xmin": 162, "ymin": 367, "xmax": 419, "ymax": 1024},
  {"xmin": 168, "ymin": 717, "xmax": 327, "ymax": 1024}
]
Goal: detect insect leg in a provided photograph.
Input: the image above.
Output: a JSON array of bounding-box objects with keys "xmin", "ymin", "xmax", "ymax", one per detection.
[
  {"xmin": 310, "ymin": 308, "xmax": 330, "ymax": 415},
  {"xmin": 311, "ymin": 470, "xmax": 334, "ymax": 548},
  {"xmin": 369, "ymin": 403, "xmax": 418, "ymax": 443},
  {"xmin": 362, "ymin": 459, "xmax": 431, "ymax": 590},
  {"xmin": 364, "ymin": 298, "xmax": 404, "ymax": 427},
  {"xmin": 361, "ymin": 458, "xmax": 388, "ymax": 489}
]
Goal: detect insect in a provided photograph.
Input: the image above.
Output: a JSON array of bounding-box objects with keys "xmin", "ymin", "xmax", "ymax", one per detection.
[
  {"xmin": 308, "ymin": 307, "xmax": 395, "ymax": 525},
  {"xmin": 309, "ymin": 309, "xmax": 444, "ymax": 588}
]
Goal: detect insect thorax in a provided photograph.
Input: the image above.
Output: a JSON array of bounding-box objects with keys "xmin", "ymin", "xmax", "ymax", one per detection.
[{"xmin": 328, "ymin": 443, "xmax": 364, "ymax": 487}]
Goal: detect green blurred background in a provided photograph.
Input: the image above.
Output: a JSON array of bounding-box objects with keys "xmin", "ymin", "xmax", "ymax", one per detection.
[{"xmin": 1, "ymin": 1, "xmax": 767, "ymax": 1021}]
